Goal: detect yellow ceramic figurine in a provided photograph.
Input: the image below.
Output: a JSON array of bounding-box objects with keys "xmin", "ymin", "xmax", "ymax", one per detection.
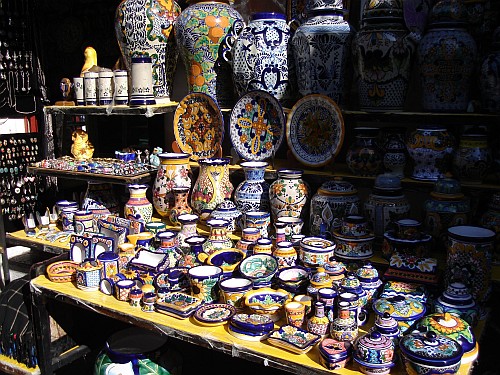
[
  {"xmin": 81, "ymin": 46, "xmax": 98, "ymax": 76},
  {"xmin": 71, "ymin": 129, "xmax": 95, "ymax": 161}
]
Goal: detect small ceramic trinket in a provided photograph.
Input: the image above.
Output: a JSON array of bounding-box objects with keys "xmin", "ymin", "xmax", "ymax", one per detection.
[
  {"xmin": 307, "ymin": 301, "xmax": 330, "ymax": 337},
  {"xmin": 228, "ymin": 313, "xmax": 274, "ymax": 342},
  {"xmin": 319, "ymin": 338, "xmax": 352, "ymax": 371},
  {"xmin": 267, "ymin": 325, "xmax": 321, "ymax": 355},
  {"xmin": 155, "ymin": 292, "xmax": 203, "ymax": 319}
]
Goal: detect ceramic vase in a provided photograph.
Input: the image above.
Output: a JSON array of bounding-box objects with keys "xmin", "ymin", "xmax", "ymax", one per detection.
[
  {"xmin": 381, "ymin": 128, "xmax": 407, "ymax": 178},
  {"xmin": 452, "ymin": 128, "xmax": 492, "ymax": 183},
  {"xmin": 115, "ymin": 0, "xmax": 181, "ymax": 103},
  {"xmin": 174, "ymin": 1, "xmax": 243, "ymax": 107},
  {"xmin": 176, "ymin": 213, "xmax": 199, "ymax": 253},
  {"xmin": 307, "ymin": 301, "xmax": 330, "ymax": 336},
  {"xmin": 273, "ymin": 241, "xmax": 297, "ymax": 269},
  {"xmin": 230, "ymin": 12, "xmax": 291, "ymax": 101},
  {"xmin": 191, "ymin": 158, "xmax": 233, "ymax": 221},
  {"xmin": 202, "ymin": 218, "xmax": 234, "ymax": 255},
  {"xmin": 124, "ymin": 184, "xmax": 153, "ymax": 223},
  {"xmin": 406, "ymin": 126, "xmax": 455, "ymax": 181},
  {"xmin": 480, "ymin": 26, "xmax": 500, "ymax": 113},
  {"xmin": 169, "ymin": 186, "xmax": 192, "ymax": 225},
  {"xmin": 269, "ymin": 169, "xmax": 309, "ymax": 221},
  {"xmin": 445, "ymin": 225, "xmax": 495, "ymax": 304},
  {"xmin": 346, "ymin": 127, "xmax": 384, "ymax": 177},
  {"xmin": 479, "ymin": 192, "xmax": 500, "ymax": 263},
  {"xmin": 291, "ymin": 0, "xmax": 354, "ymax": 104},
  {"xmin": 418, "ymin": 0, "xmax": 477, "ymax": 112},
  {"xmin": 234, "ymin": 161, "xmax": 270, "ymax": 214},
  {"xmin": 352, "ymin": 0, "xmax": 418, "ymax": 111},
  {"xmin": 310, "ymin": 178, "xmax": 360, "ymax": 236},
  {"xmin": 330, "ymin": 301, "xmax": 358, "ymax": 342},
  {"xmin": 153, "ymin": 152, "xmax": 191, "ymax": 218}
]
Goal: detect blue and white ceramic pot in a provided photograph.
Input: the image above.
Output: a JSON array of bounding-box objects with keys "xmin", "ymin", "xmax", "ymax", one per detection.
[
  {"xmin": 433, "ymin": 282, "xmax": 479, "ymax": 326},
  {"xmin": 291, "ymin": 0, "xmax": 354, "ymax": 104},
  {"xmin": 115, "ymin": 0, "xmax": 181, "ymax": 103},
  {"xmin": 230, "ymin": 12, "xmax": 291, "ymax": 101},
  {"xmin": 480, "ymin": 26, "xmax": 500, "ymax": 113},
  {"xmin": 234, "ymin": 161, "xmax": 270, "ymax": 214},
  {"xmin": 418, "ymin": 0, "xmax": 477, "ymax": 112},
  {"xmin": 210, "ymin": 199, "xmax": 242, "ymax": 234},
  {"xmin": 175, "ymin": 1, "xmax": 243, "ymax": 107},
  {"xmin": 353, "ymin": 331, "xmax": 395, "ymax": 375},
  {"xmin": 352, "ymin": 0, "xmax": 418, "ymax": 111}
]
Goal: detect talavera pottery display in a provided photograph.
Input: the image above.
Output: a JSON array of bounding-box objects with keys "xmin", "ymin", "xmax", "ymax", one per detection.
[
  {"xmin": 452, "ymin": 127, "xmax": 492, "ymax": 183},
  {"xmin": 244, "ymin": 288, "xmax": 291, "ymax": 321},
  {"xmin": 286, "ymin": 94, "xmax": 345, "ymax": 168},
  {"xmin": 228, "ymin": 313, "xmax": 274, "ymax": 342}
]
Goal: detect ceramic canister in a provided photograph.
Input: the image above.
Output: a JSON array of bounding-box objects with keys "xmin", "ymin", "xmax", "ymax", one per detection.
[
  {"xmin": 98, "ymin": 71, "xmax": 114, "ymax": 105},
  {"xmin": 452, "ymin": 127, "xmax": 492, "ymax": 183},
  {"xmin": 188, "ymin": 265, "xmax": 223, "ymax": 303},
  {"xmin": 299, "ymin": 237, "xmax": 336, "ymax": 268},
  {"xmin": 129, "ymin": 56, "xmax": 156, "ymax": 106},
  {"xmin": 353, "ymin": 331, "xmax": 395, "ymax": 375},
  {"xmin": 113, "ymin": 70, "xmax": 129, "ymax": 105},
  {"xmin": 73, "ymin": 77, "xmax": 84, "ymax": 105},
  {"xmin": 73, "ymin": 210, "xmax": 94, "ymax": 234},
  {"xmin": 273, "ymin": 241, "xmax": 297, "ymax": 269},
  {"xmin": 479, "ymin": 192, "xmax": 500, "ymax": 263},
  {"xmin": 76, "ymin": 260, "xmax": 103, "ymax": 291},
  {"xmin": 115, "ymin": 279, "xmax": 135, "ymax": 301},
  {"xmin": 277, "ymin": 216, "xmax": 304, "ymax": 241},
  {"xmin": 433, "ymin": 282, "xmax": 479, "ymax": 326},
  {"xmin": 97, "ymin": 251, "xmax": 120, "ymax": 279},
  {"xmin": 445, "ymin": 225, "xmax": 495, "ymax": 304},
  {"xmin": 83, "ymin": 71, "xmax": 98, "ymax": 105},
  {"xmin": 319, "ymin": 338, "xmax": 352, "ymax": 371},
  {"xmin": 346, "ymin": 127, "xmax": 384, "ymax": 177},
  {"xmin": 219, "ymin": 277, "xmax": 253, "ymax": 311}
]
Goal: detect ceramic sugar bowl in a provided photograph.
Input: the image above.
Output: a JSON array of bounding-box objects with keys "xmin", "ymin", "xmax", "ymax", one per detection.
[
  {"xmin": 371, "ymin": 312, "xmax": 400, "ymax": 344},
  {"xmin": 372, "ymin": 295, "xmax": 426, "ymax": 334},
  {"xmin": 353, "ymin": 331, "xmax": 395, "ymax": 375},
  {"xmin": 433, "ymin": 282, "xmax": 479, "ymax": 326},
  {"xmin": 399, "ymin": 331, "xmax": 463, "ymax": 375},
  {"xmin": 356, "ymin": 263, "xmax": 383, "ymax": 307}
]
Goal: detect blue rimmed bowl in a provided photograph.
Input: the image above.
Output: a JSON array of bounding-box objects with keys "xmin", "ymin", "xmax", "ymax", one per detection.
[{"xmin": 238, "ymin": 253, "xmax": 278, "ymax": 288}]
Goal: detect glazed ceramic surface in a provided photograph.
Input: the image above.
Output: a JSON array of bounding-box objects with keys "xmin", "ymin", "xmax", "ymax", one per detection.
[
  {"xmin": 372, "ymin": 295, "xmax": 426, "ymax": 333},
  {"xmin": 319, "ymin": 338, "xmax": 352, "ymax": 371},
  {"xmin": 433, "ymin": 282, "xmax": 479, "ymax": 326},
  {"xmin": 155, "ymin": 292, "xmax": 203, "ymax": 319},
  {"xmin": 479, "ymin": 192, "xmax": 500, "ymax": 263},
  {"xmin": 238, "ymin": 254, "xmax": 278, "ymax": 287},
  {"xmin": 480, "ymin": 26, "xmax": 500, "ymax": 113},
  {"xmin": 299, "ymin": 237, "xmax": 336, "ymax": 267},
  {"xmin": 193, "ymin": 303, "xmax": 236, "ymax": 326},
  {"xmin": 152, "ymin": 152, "xmax": 191, "ymax": 218},
  {"xmin": 173, "ymin": 93, "xmax": 224, "ymax": 161},
  {"xmin": 231, "ymin": 13, "xmax": 291, "ymax": 101},
  {"xmin": 330, "ymin": 301, "xmax": 358, "ymax": 343},
  {"xmin": 234, "ymin": 161, "xmax": 270, "ymax": 214},
  {"xmin": 382, "ymin": 129, "xmax": 407, "ymax": 178},
  {"xmin": 174, "ymin": 1, "xmax": 243, "ymax": 106},
  {"xmin": 115, "ymin": 0, "xmax": 180, "ymax": 102},
  {"xmin": 346, "ymin": 128, "xmax": 383, "ymax": 176},
  {"xmin": 267, "ymin": 325, "xmax": 321, "ymax": 354},
  {"xmin": 243, "ymin": 211, "xmax": 271, "ymax": 238},
  {"xmin": 209, "ymin": 200, "xmax": 242, "ymax": 233},
  {"xmin": 353, "ymin": 331, "xmax": 395, "ymax": 371},
  {"xmin": 124, "ymin": 184, "xmax": 153, "ymax": 223},
  {"xmin": 291, "ymin": 5, "xmax": 353, "ymax": 104},
  {"xmin": 307, "ymin": 301, "xmax": 330, "ymax": 336},
  {"xmin": 175, "ymin": 213, "xmax": 199, "ymax": 252},
  {"xmin": 286, "ymin": 94, "xmax": 344, "ymax": 167},
  {"xmin": 188, "ymin": 265, "xmax": 223, "ymax": 303},
  {"xmin": 219, "ymin": 277, "xmax": 253, "ymax": 310},
  {"xmin": 452, "ymin": 129, "xmax": 492, "ymax": 183},
  {"xmin": 202, "ymin": 218, "xmax": 234, "ymax": 255},
  {"xmin": 229, "ymin": 90, "xmax": 285, "ymax": 161},
  {"xmin": 191, "ymin": 158, "xmax": 233, "ymax": 220},
  {"xmin": 169, "ymin": 187, "xmax": 192, "ymax": 225},
  {"xmin": 269, "ymin": 169, "xmax": 309, "ymax": 221},
  {"xmin": 333, "ymin": 231, "xmax": 374, "ymax": 260}
]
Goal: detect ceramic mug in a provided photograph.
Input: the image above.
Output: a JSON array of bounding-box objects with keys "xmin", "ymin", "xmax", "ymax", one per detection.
[
  {"xmin": 394, "ymin": 218, "xmax": 421, "ymax": 240},
  {"xmin": 83, "ymin": 71, "xmax": 98, "ymax": 105},
  {"xmin": 72, "ymin": 77, "xmax": 84, "ymax": 105},
  {"xmin": 244, "ymin": 211, "xmax": 271, "ymax": 238},
  {"xmin": 73, "ymin": 210, "xmax": 94, "ymax": 234},
  {"xmin": 98, "ymin": 71, "xmax": 114, "ymax": 105},
  {"xmin": 338, "ymin": 291, "xmax": 368, "ymax": 326},
  {"xmin": 61, "ymin": 207, "xmax": 78, "ymax": 232},
  {"xmin": 115, "ymin": 279, "xmax": 135, "ymax": 301},
  {"xmin": 277, "ymin": 216, "xmax": 304, "ymax": 241},
  {"xmin": 252, "ymin": 238, "xmax": 273, "ymax": 255},
  {"xmin": 113, "ymin": 69, "xmax": 129, "ymax": 105},
  {"xmin": 141, "ymin": 292, "xmax": 156, "ymax": 312},
  {"xmin": 285, "ymin": 301, "xmax": 306, "ymax": 328},
  {"xmin": 293, "ymin": 294, "xmax": 314, "ymax": 316},
  {"xmin": 318, "ymin": 287, "xmax": 338, "ymax": 321},
  {"xmin": 188, "ymin": 265, "xmax": 223, "ymax": 303},
  {"xmin": 219, "ymin": 277, "xmax": 253, "ymax": 310}
]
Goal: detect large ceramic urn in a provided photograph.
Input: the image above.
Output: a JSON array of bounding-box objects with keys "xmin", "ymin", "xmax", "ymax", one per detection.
[
  {"xmin": 174, "ymin": 1, "xmax": 243, "ymax": 107},
  {"xmin": 291, "ymin": 0, "xmax": 354, "ymax": 105},
  {"xmin": 115, "ymin": 0, "xmax": 181, "ymax": 103},
  {"xmin": 352, "ymin": 0, "xmax": 419, "ymax": 111},
  {"xmin": 480, "ymin": 27, "xmax": 500, "ymax": 113}
]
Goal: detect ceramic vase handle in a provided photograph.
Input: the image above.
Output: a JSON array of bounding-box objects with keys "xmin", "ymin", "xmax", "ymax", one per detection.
[{"xmin": 222, "ymin": 19, "xmax": 246, "ymax": 64}]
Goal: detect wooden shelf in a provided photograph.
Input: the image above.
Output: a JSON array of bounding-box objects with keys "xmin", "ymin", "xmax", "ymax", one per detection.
[
  {"xmin": 0, "ymin": 354, "xmax": 39, "ymax": 375},
  {"xmin": 43, "ymin": 102, "xmax": 178, "ymax": 116}
]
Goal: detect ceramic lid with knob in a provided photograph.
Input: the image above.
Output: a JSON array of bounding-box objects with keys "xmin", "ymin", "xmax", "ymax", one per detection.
[
  {"xmin": 356, "ymin": 263, "xmax": 380, "ymax": 283},
  {"xmin": 437, "ymin": 282, "xmax": 476, "ymax": 308},
  {"xmin": 373, "ymin": 312, "xmax": 400, "ymax": 337},
  {"xmin": 340, "ymin": 272, "xmax": 362, "ymax": 292},
  {"xmin": 399, "ymin": 331, "xmax": 463, "ymax": 367},
  {"xmin": 372, "ymin": 173, "xmax": 405, "ymax": 196},
  {"xmin": 354, "ymin": 330, "xmax": 395, "ymax": 366},
  {"xmin": 428, "ymin": 0, "xmax": 468, "ymax": 26},
  {"xmin": 362, "ymin": 0, "xmax": 404, "ymax": 22},
  {"xmin": 309, "ymin": 267, "xmax": 333, "ymax": 287},
  {"xmin": 373, "ymin": 295, "xmax": 426, "ymax": 322},
  {"xmin": 317, "ymin": 178, "xmax": 358, "ymax": 196}
]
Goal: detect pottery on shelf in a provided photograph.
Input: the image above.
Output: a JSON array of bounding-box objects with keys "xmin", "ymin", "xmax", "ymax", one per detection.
[
  {"xmin": 452, "ymin": 127, "xmax": 492, "ymax": 183},
  {"xmin": 382, "ymin": 219, "xmax": 433, "ymax": 260},
  {"xmin": 269, "ymin": 169, "xmax": 310, "ymax": 221},
  {"xmin": 234, "ymin": 161, "xmax": 270, "ymax": 215},
  {"xmin": 346, "ymin": 127, "xmax": 383, "ymax": 177},
  {"xmin": 176, "ymin": 213, "xmax": 199, "ymax": 253},
  {"xmin": 310, "ymin": 178, "xmax": 360, "ymax": 236},
  {"xmin": 333, "ymin": 215, "xmax": 374, "ymax": 261},
  {"xmin": 330, "ymin": 301, "xmax": 358, "ymax": 343},
  {"xmin": 480, "ymin": 26, "xmax": 500, "ymax": 113},
  {"xmin": 299, "ymin": 237, "xmax": 336, "ymax": 268},
  {"xmin": 381, "ymin": 128, "xmax": 407, "ymax": 178}
]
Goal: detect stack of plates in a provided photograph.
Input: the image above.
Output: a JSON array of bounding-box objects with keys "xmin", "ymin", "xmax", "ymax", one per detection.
[{"xmin": 228, "ymin": 313, "xmax": 275, "ymax": 342}]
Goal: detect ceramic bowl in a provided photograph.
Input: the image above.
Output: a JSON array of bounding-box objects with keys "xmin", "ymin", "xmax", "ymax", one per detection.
[
  {"xmin": 46, "ymin": 260, "xmax": 79, "ymax": 283},
  {"xmin": 267, "ymin": 325, "xmax": 321, "ymax": 354},
  {"xmin": 198, "ymin": 248, "xmax": 245, "ymax": 278},
  {"xmin": 230, "ymin": 312, "xmax": 275, "ymax": 334},
  {"xmin": 238, "ymin": 253, "xmax": 278, "ymax": 288},
  {"xmin": 275, "ymin": 266, "xmax": 310, "ymax": 295},
  {"xmin": 244, "ymin": 287, "xmax": 291, "ymax": 321},
  {"xmin": 299, "ymin": 237, "xmax": 336, "ymax": 267}
]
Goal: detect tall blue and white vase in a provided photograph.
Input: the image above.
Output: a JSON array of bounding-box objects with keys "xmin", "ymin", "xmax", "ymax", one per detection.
[
  {"xmin": 234, "ymin": 161, "xmax": 270, "ymax": 214},
  {"xmin": 352, "ymin": 0, "xmax": 419, "ymax": 111},
  {"xmin": 230, "ymin": 12, "xmax": 291, "ymax": 101},
  {"xmin": 291, "ymin": 0, "xmax": 354, "ymax": 105}
]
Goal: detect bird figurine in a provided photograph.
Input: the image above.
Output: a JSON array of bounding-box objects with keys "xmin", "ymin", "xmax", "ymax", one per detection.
[{"xmin": 81, "ymin": 46, "xmax": 98, "ymax": 76}]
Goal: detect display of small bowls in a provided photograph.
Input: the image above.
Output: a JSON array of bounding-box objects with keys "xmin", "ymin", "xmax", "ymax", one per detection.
[
  {"xmin": 319, "ymin": 338, "xmax": 352, "ymax": 371},
  {"xmin": 399, "ymin": 331, "xmax": 463, "ymax": 375},
  {"xmin": 193, "ymin": 303, "xmax": 236, "ymax": 326},
  {"xmin": 244, "ymin": 288, "xmax": 291, "ymax": 321},
  {"xmin": 372, "ymin": 295, "xmax": 426, "ymax": 334},
  {"xmin": 198, "ymin": 248, "xmax": 245, "ymax": 278},
  {"xmin": 46, "ymin": 260, "xmax": 79, "ymax": 283},
  {"xmin": 299, "ymin": 237, "xmax": 336, "ymax": 267},
  {"xmin": 238, "ymin": 253, "xmax": 278, "ymax": 288},
  {"xmin": 267, "ymin": 325, "xmax": 321, "ymax": 355},
  {"xmin": 154, "ymin": 292, "xmax": 203, "ymax": 319},
  {"xmin": 275, "ymin": 266, "xmax": 310, "ymax": 295},
  {"xmin": 353, "ymin": 331, "xmax": 395, "ymax": 375}
]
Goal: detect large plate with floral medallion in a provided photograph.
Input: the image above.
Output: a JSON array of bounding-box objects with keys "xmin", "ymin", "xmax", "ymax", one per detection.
[
  {"xmin": 229, "ymin": 90, "xmax": 285, "ymax": 161},
  {"xmin": 173, "ymin": 92, "xmax": 224, "ymax": 161},
  {"xmin": 286, "ymin": 94, "xmax": 344, "ymax": 167}
]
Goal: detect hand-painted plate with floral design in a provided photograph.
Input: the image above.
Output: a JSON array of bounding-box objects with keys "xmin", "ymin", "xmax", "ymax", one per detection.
[
  {"xmin": 286, "ymin": 94, "xmax": 344, "ymax": 167},
  {"xmin": 229, "ymin": 90, "xmax": 285, "ymax": 161},
  {"xmin": 193, "ymin": 303, "xmax": 236, "ymax": 326},
  {"xmin": 173, "ymin": 92, "xmax": 224, "ymax": 161}
]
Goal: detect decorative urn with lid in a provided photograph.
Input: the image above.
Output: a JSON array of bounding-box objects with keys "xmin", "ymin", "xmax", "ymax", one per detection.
[
  {"xmin": 353, "ymin": 330, "xmax": 395, "ymax": 375},
  {"xmin": 433, "ymin": 282, "xmax": 479, "ymax": 326}
]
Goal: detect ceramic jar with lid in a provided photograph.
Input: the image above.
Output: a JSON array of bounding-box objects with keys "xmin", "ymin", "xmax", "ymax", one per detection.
[
  {"xmin": 346, "ymin": 127, "xmax": 384, "ymax": 176},
  {"xmin": 269, "ymin": 169, "xmax": 310, "ymax": 221},
  {"xmin": 356, "ymin": 263, "xmax": 382, "ymax": 307},
  {"xmin": 333, "ymin": 215, "xmax": 374, "ymax": 261},
  {"xmin": 319, "ymin": 338, "xmax": 352, "ymax": 371},
  {"xmin": 209, "ymin": 199, "xmax": 242, "ymax": 234},
  {"xmin": 310, "ymin": 178, "xmax": 360, "ymax": 236},
  {"xmin": 382, "ymin": 218, "xmax": 433, "ymax": 260},
  {"xmin": 453, "ymin": 127, "xmax": 492, "ymax": 183},
  {"xmin": 340, "ymin": 273, "xmax": 368, "ymax": 309},
  {"xmin": 479, "ymin": 192, "xmax": 500, "ymax": 263},
  {"xmin": 353, "ymin": 330, "xmax": 395, "ymax": 375},
  {"xmin": 399, "ymin": 331, "xmax": 463, "ymax": 375},
  {"xmin": 323, "ymin": 260, "xmax": 347, "ymax": 287},
  {"xmin": 418, "ymin": 0, "xmax": 477, "ymax": 112},
  {"xmin": 307, "ymin": 267, "xmax": 333, "ymax": 298},
  {"xmin": 364, "ymin": 174, "xmax": 411, "ymax": 238},
  {"xmin": 406, "ymin": 126, "xmax": 455, "ymax": 181},
  {"xmin": 299, "ymin": 237, "xmax": 336, "ymax": 268},
  {"xmin": 424, "ymin": 178, "xmax": 470, "ymax": 243},
  {"xmin": 433, "ymin": 282, "xmax": 479, "ymax": 326},
  {"xmin": 371, "ymin": 312, "xmax": 400, "ymax": 344},
  {"xmin": 372, "ymin": 295, "xmax": 426, "ymax": 334}
]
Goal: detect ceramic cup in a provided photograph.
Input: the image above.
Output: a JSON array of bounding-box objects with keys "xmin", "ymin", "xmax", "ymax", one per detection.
[
  {"xmin": 188, "ymin": 265, "xmax": 223, "ymax": 303},
  {"xmin": 340, "ymin": 215, "xmax": 368, "ymax": 237},
  {"xmin": 115, "ymin": 279, "xmax": 135, "ymax": 301},
  {"xmin": 395, "ymin": 218, "xmax": 421, "ymax": 240},
  {"xmin": 129, "ymin": 288, "xmax": 143, "ymax": 307},
  {"xmin": 83, "ymin": 71, "xmax": 98, "ymax": 105},
  {"xmin": 338, "ymin": 291, "xmax": 368, "ymax": 326},
  {"xmin": 72, "ymin": 77, "xmax": 84, "ymax": 105},
  {"xmin": 141, "ymin": 291, "xmax": 156, "ymax": 312},
  {"xmin": 145, "ymin": 221, "xmax": 166, "ymax": 236},
  {"xmin": 277, "ymin": 216, "xmax": 304, "ymax": 241},
  {"xmin": 285, "ymin": 301, "xmax": 306, "ymax": 328},
  {"xmin": 293, "ymin": 294, "xmax": 314, "ymax": 316},
  {"xmin": 252, "ymin": 238, "xmax": 273, "ymax": 255},
  {"xmin": 98, "ymin": 71, "xmax": 114, "ymax": 105},
  {"xmin": 130, "ymin": 56, "xmax": 155, "ymax": 106},
  {"xmin": 73, "ymin": 210, "xmax": 94, "ymax": 234},
  {"xmin": 61, "ymin": 207, "xmax": 78, "ymax": 232},
  {"xmin": 113, "ymin": 69, "xmax": 129, "ymax": 105},
  {"xmin": 244, "ymin": 211, "xmax": 271, "ymax": 238},
  {"xmin": 219, "ymin": 277, "xmax": 253, "ymax": 311}
]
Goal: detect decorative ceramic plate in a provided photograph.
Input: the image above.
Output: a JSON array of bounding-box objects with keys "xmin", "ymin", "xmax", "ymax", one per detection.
[
  {"xmin": 229, "ymin": 90, "xmax": 285, "ymax": 161},
  {"xmin": 193, "ymin": 303, "xmax": 236, "ymax": 326},
  {"xmin": 155, "ymin": 292, "xmax": 203, "ymax": 319},
  {"xmin": 173, "ymin": 92, "xmax": 224, "ymax": 161},
  {"xmin": 286, "ymin": 94, "xmax": 344, "ymax": 167},
  {"xmin": 267, "ymin": 325, "xmax": 321, "ymax": 354}
]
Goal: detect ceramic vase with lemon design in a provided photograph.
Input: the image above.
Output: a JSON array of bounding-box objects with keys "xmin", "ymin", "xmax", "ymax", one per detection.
[{"xmin": 175, "ymin": 1, "xmax": 243, "ymax": 107}]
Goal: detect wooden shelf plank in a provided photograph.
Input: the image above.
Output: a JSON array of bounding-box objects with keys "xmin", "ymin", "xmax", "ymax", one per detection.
[
  {"xmin": 43, "ymin": 103, "xmax": 178, "ymax": 116},
  {"xmin": 0, "ymin": 354, "xmax": 39, "ymax": 375}
]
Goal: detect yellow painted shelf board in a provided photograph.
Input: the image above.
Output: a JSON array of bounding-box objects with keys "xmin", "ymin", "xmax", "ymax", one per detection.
[{"xmin": 0, "ymin": 354, "xmax": 39, "ymax": 375}]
